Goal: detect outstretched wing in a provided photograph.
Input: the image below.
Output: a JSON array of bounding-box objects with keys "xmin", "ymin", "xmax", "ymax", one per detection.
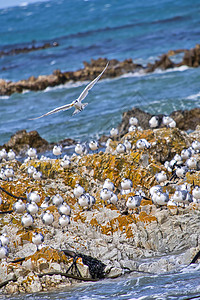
[
  {"xmin": 29, "ymin": 102, "xmax": 74, "ymax": 120},
  {"xmin": 78, "ymin": 62, "xmax": 109, "ymax": 103}
]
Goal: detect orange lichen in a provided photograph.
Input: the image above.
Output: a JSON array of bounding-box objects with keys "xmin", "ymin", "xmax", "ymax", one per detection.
[
  {"xmin": 137, "ymin": 211, "xmax": 157, "ymax": 224},
  {"xmin": 28, "ymin": 247, "xmax": 69, "ymax": 264},
  {"xmin": 140, "ymin": 200, "xmax": 152, "ymax": 206}
]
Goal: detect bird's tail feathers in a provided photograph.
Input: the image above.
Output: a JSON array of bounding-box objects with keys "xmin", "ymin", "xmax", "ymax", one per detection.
[
  {"xmin": 82, "ymin": 103, "xmax": 88, "ymax": 109},
  {"xmin": 72, "ymin": 103, "xmax": 88, "ymax": 116}
]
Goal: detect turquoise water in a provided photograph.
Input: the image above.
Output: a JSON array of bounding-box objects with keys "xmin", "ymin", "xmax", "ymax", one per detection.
[{"xmin": 1, "ymin": 0, "xmax": 200, "ymax": 298}]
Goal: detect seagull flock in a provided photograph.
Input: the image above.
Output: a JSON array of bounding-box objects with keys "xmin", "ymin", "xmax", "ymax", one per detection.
[{"xmin": 0, "ymin": 63, "xmax": 200, "ymax": 261}]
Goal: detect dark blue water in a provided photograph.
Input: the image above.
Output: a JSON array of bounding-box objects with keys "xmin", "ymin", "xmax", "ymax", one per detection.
[{"xmin": 0, "ymin": 1, "xmax": 200, "ymax": 297}]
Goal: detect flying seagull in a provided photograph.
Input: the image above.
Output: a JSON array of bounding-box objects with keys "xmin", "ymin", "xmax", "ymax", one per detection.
[{"xmin": 30, "ymin": 62, "xmax": 109, "ymax": 120}]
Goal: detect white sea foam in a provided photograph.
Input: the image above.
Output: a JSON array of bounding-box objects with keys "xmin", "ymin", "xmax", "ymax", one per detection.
[
  {"xmin": 119, "ymin": 65, "xmax": 190, "ymax": 80},
  {"xmin": 44, "ymin": 81, "xmax": 85, "ymax": 92},
  {"xmin": 19, "ymin": 2, "xmax": 28, "ymax": 7},
  {"xmin": 155, "ymin": 65, "xmax": 189, "ymax": 73},
  {"xmin": 0, "ymin": 95, "xmax": 10, "ymax": 99},
  {"xmin": 186, "ymin": 91, "xmax": 200, "ymax": 100}
]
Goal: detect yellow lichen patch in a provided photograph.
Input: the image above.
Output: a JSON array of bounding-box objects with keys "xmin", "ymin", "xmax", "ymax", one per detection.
[
  {"xmin": 17, "ymin": 230, "xmax": 33, "ymax": 243},
  {"xmin": 90, "ymin": 218, "xmax": 99, "ymax": 227},
  {"xmin": 16, "ymin": 228, "xmax": 48, "ymax": 245},
  {"xmin": 73, "ymin": 211, "xmax": 87, "ymax": 223},
  {"xmin": 136, "ymin": 211, "xmax": 157, "ymax": 224},
  {"xmin": 112, "ymin": 214, "xmax": 136, "ymax": 231},
  {"xmin": 125, "ymin": 225, "xmax": 134, "ymax": 238},
  {"xmin": 90, "ymin": 214, "xmax": 136, "ymax": 238},
  {"xmin": 27, "ymin": 247, "xmax": 69, "ymax": 264},
  {"xmin": 186, "ymin": 171, "xmax": 200, "ymax": 186},
  {"xmin": 20, "ymin": 160, "xmax": 63, "ymax": 179},
  {"xmin": 140, "ymin": 199, "xmax": 152, "ymax": 206},
  {"xmin": 124, "ymin": 129, "xmax": 155, "ymax": 143}
]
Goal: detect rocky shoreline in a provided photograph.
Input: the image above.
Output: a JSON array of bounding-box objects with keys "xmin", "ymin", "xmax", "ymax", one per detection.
[
  {"xmin": 1, "ymin": 107, "xmax": 200, "ymax": 156},
  {"xmin": 0, "ymin": 113, "xmax": 200, "ymax": 294},
  {"xmin": 1, "ymin": 44, "xmax": 200, "ymax": 96},
  {"xmin": 0, "ymin": 41, "xmax": 59, "ymax": 59}
]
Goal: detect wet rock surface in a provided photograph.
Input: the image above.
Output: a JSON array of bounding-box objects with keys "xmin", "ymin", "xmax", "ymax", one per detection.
[
  {"xmin": 0, "ymin": 41, "xmax": 59, "ymax": 58},
  {"xmin": 118, "ymin": 107, "xmax": 200, "ymax": 135},
  {"xmin": 1, "ymin": 107, "xmax": 199, "ymax": 157},
  {"xmin": 0, "ymin": 130, "xmax": 76, "ymax": 156},
  {"xmin": 0, "ymin": 123, "xmax": 200, "ymax": 294},
  {"xmin": 1, "ymin": 44, "xmax": 200, "ymax": 96}
]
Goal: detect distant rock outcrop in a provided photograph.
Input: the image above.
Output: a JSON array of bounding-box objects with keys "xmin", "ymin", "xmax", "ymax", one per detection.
[
  {"xmin": 0, "ymin": 41, "xmax": 59, "ymax": 58},
  {"xmin": 1, "ymin": 44, "xmax": 200, "ymax": 96},
  {"xmin": 0, "ymin": 129, "xmax": 76, "ymax": 155},
  {"xmin": 118, "ymin": 107, "xmax": 200, "ymax": 137}
]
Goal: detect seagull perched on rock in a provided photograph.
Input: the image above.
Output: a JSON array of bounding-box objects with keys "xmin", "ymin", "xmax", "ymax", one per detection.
[
  {"xmin": 155, "ymin": 171, "xmax": 167, "ymax": 184},
  {"xmin": 116, "ymin": 143, "xmax": 126, "ymax": 154},
  {"xmin": 121, "ymin": 178, "xmax": 133, "ymax": 191},
  {"xmin": 100, "ymin": 188, "xmax": 112, "ymax": 204},
  {"xmin": 26, "ymin": 202, "xmax": 39, "ymax": 216},
  {"xmin": 52, "ymin": 194, "xmax": 64, "ymax": 207},
  {"xmin": 27, "ymin": 166, "xmax": 37, "ymax": 177},
  {"xmin": 192, "ymin": 140, "xmax": 200, "ymax": 152},
  {"xmin": 59, "ymin": 215, "xmax": 70, "ymax": 231},
  {"xmin": 41, "ymin": 210, "xmax": 54, "ymax": 225},
  {"xmin": 75, "ymin": 143, "xmax": 87, "ymax": 156},
  {"xmin": 21, "ymin": 213, "xmax": 34, "ymax": 228},
  {"xmin": 78, "ymin": 193, "xmax": 90, "ymax": 210},
  {"xmin": 0, "ymin": 149, "xmax": 7, "ymax": 160},
  {"xmin": 53, "ymin": 145, "xmax": 62, "ymax": 157},
  {"xmin": 7, "ymin": 149, "xmax": 16, "ymax": 161},
  {"xmin": 58, "ymin": 203, "xmax": 71, "ymax": 216},
  {"xmin": 110, "ymin": 127, "xmax": 119, "ymax": 137},
  {"xmin": 13, "ymin": 199, "xmax": 26, "ymax": 213},
  {"xmin": 109, "ymin": 192, "xmax": 118, "ymax": 205},
  {"xmin": 27, "ymin": 190, "xmax": 40, "ymax": 203},
  {"xmin": 32, "ymin": 232, "xmax": 44, "ymax": 251},
  {"xmin": 89, "ymin": 140, "xmax": 99, "ymax": 152},
  {"xmin": 126, "ymin": 195, "xmax": 142, "ymax": 212},
  {"xmin": 27, "ymin": 148, "xmax": 37, "ymax": 159},
  {"xmin": 103, "ymin": 178, "xmax": 115, "ymax": 192},
  {"xmin": 0, "ymin": 233, "xmax": 9, "ymax": 247},
  {"xmin": 30, "ymin": 63, "xmax": 108, "ymax": 119},
  {"xmin": 73, "ymin": 184, "xmax": 85, "ymax": 198},
  {"xmin": 149, "ymin": 116, "xmax": 160, "ymax": 128},
  {"xmin": 0, "ymin": 244, "xmax": 9, "ymax": 259},
  {"xmin": 129, "ymin": 117, "xmax": 138, "ymax": 126}
]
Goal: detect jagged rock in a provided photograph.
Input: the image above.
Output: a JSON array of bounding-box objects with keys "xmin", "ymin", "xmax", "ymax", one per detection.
[
  {"xmin": 118, "ymin": 107, "xmax": 200, "ymax": 136},
  {"xmin": 181, "ymin": 44, "xmax": 200, "ymax": 67},
  {"xmin": 118, "ymin": 107, "xmax": 152, "ymax": 135},
  {"xmin": 0, "ymin": 41, "xmax": 58, "ymax": 58},
  {"xmin": 0, "ymin": 129, "xmax": 76, "ymax": 155},
  {"xmin": 147, "ymin": 54, "xmax": 175, "ymax": 73},
  {"xmin": 0, "ymin": 129, "xmax": 49, "ymax": 155},
  {"xmin": 0, "ymin": 120, "xmax": 200, "ymax": 295},
  {"xmin": 171, "ymin": 108, "xmax": 200, "ymax": 131},
  {"xmin": 1, "ymin": 44, "xmax": 200, "ymax": 95},
  {"xmin": 105, "ymin": 266, "xmax": 123, "ymax": 278}
]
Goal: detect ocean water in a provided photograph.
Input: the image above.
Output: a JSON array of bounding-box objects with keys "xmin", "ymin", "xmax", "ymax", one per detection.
[
  {"xmin": 2, "ymin": 264, "xmax": 200, "ymax": 300},
  {"xmin": 1, "ymin": 0, "xmax": 200, "ymax": 298}
]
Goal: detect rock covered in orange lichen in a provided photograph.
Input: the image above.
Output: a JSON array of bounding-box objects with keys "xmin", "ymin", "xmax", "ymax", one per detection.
[{"xmin": 0, "ymin": 126, "xmax": 200, "ymax": 294}]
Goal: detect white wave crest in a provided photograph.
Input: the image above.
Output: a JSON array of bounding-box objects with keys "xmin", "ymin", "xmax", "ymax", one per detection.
[
  {"xmin": 187, "ymin": 91, "xmax": 200, "ymax": 100},
  {"xmin": 0, "ymin": 95, "xmax": 10, "ymax": 99}
]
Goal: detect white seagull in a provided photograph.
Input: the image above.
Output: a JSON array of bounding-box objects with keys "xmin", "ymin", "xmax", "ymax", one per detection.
[{"xmin": 30, "ymin": 63, "xmax": 109, "ymax": 119}]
